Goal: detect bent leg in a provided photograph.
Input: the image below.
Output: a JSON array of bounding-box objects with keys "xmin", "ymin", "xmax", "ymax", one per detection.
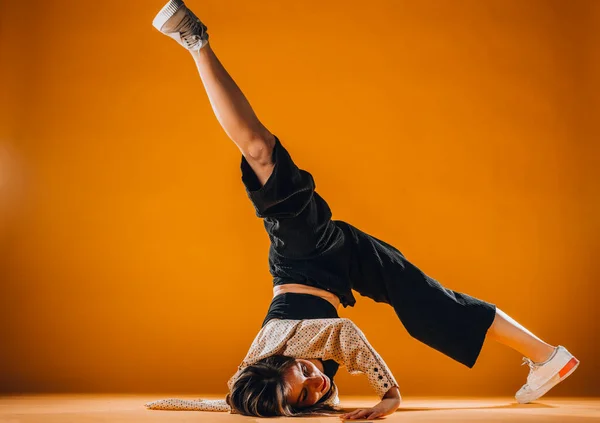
[
  {"xmin": 343, "ymin": 222, "xmax": 558, "ymax": 367},
  {"xmin": 341, "ymin": 222, "xmax": 497, "ymax": 368}
]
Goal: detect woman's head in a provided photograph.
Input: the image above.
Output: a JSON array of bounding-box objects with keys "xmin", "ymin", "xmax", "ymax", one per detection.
[{"xmin": 226, "ymin": 355, "xmax": 338, "ymax": 417}]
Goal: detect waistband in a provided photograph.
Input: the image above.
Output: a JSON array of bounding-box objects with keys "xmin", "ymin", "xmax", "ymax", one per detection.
[{"xmin": 262, "ymin": 293, "xmax": 340, "ymax": 327}]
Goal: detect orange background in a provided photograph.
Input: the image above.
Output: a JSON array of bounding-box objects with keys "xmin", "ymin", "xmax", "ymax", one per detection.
[{"xmin": 0, "ymin": 0, "xmax": 598, "ymax": 397}]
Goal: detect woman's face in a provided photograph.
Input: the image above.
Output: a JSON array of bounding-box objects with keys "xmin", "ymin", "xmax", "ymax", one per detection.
[{"xmin": 283, "ymin": 358, "xmax": 332, "ymax": 409}]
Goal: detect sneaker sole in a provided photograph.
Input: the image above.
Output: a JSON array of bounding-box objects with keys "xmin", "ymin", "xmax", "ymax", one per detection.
[
  {"xmin": 152, "ymin": 0, "xmax": 185, "ymax": 31},
  {"xmin": 517, "ymin": 357, "xmax": 580, "ymax": 404}
]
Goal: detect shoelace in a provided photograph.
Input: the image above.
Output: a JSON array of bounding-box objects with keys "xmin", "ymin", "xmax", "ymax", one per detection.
[
  {"xmin": 521, "ymin": 357, "xmax": 540, "ymax": 385},
  {"xmin": 177, "ymin": 12, "xmax": 205, "ymax": 50},
  {"xmin": 521, "ymin": 357, "xmax": 539, "ymax": 370}
]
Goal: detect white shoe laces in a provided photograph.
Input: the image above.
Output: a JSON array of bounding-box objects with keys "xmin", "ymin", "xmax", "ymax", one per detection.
[
  {"xmin": 521, "ymin": 357, "xmax": 541, "ymax": 386},
  {"xmin": 177, "ymin": 11, "xmax": 206, "ymax": 51},
  {"xmin": 522, "ymin": 357, "xmax": 540, "ymax": 370}
]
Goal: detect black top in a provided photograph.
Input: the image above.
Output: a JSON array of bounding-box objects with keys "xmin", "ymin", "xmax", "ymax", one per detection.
[{"xmin": 262, "ymin": 293, "xmax": 340, "ymax": 381}]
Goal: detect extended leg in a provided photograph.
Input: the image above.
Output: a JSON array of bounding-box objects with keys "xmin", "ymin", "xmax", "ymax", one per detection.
[
  {"xmin": 190, "ymin": 43, "xmax": 276, "ymax": 187},
  {"xmin": 153, "ymin": 0, "xmax": 276, "ymax": 186},
  {"xmin": 153, "ymin": 1, "xmax": 339, "ymax": 263}
]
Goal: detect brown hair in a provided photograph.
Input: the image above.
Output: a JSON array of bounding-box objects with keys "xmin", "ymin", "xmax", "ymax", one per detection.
[{"xmin": 225, "ymin": 355, "xmax": 341, "ymax": 417}]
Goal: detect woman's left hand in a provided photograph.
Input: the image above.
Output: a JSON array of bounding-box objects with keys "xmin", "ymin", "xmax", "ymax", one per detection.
[{"xmin": 339, "ymin": 397, "xmax": 400, "ymax": 420}]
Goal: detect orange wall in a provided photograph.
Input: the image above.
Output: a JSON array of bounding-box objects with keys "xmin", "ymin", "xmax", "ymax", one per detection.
[{"xmin": 1, "ymin": 0, "xmax": 598, "ymax": 397}]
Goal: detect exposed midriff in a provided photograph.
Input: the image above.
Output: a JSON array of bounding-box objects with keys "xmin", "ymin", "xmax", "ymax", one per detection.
[{"xmin": 272, "ymin": 284, "xmax": 341, "ymax": 310}]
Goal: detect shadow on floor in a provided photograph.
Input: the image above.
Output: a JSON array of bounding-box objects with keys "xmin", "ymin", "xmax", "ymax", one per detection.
[{"xmin": 341, "ymin": 402, "xmax": 556, "ymax": 414}]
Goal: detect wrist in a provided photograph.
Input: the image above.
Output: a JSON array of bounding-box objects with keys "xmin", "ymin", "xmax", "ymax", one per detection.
[
  {"xmin": 383, "ymin": 396, "xmax": 401, "ymax": 407},
  {"xmin": 383, "ymin": 386, "xmax": 401, "ymax": 400},
  {"xmin": 380, "ymin": 397, "xmax": 401, "ymax": 416}
]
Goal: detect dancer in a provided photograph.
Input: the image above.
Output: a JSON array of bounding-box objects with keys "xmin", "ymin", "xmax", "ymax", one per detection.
[{"xmin": 145, "ymin": 0, "xmax": 580, "ymax": 419}]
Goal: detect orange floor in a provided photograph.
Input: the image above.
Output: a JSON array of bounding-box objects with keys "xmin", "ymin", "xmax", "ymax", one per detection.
[{"xmin": 1, "ymin": 395, "xmax": 599, "ymax": 422}]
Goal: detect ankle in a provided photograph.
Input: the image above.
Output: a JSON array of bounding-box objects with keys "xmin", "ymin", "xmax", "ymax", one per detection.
[
  {"xmin": 190, "ymin": 41, "xmax": 210, "ymax": 61},
  {"xmin": 531, "ymin": 345, "xmax": 557, "ymax": 364}
]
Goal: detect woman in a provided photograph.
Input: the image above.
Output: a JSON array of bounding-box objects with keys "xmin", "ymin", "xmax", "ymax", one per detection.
[{"xmin": 145, "ymin": 1, "xmax": 580, "ymax": 419}]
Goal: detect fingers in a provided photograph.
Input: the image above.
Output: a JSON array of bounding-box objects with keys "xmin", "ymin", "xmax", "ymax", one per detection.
[
  {"xmin": 340, "ymin": 408, "xmax": 364, "ymax": 420},
  {"xmin": 366, "ymin": 410, "xmax": 383, "ymax": 420},
  {"xmin": 340, "ymin": 408, "xmax": 382, "ymax": 420}
]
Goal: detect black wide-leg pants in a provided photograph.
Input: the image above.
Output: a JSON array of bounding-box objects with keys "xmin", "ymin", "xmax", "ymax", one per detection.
[{"xmin": 240, "ymin": 135, "xmax": 497, "ymax": 368}]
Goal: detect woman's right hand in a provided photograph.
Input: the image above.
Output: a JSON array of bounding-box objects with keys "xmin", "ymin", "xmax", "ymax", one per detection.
[
  {"xmin": 339, "ymin": 386, "xmax": 401, "ymax": 420},
  {"xmin": 339, "ymin": 398, "xmax": 400, "ymax": 420}
]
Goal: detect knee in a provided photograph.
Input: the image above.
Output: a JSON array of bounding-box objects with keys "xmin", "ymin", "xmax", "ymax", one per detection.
[{"xmin": 245, "ymin": 133, "xmax": 275, "ymax": 166}]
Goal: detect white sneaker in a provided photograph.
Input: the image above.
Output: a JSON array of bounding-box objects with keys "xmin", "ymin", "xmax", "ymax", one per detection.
[
  {"xmin": 152, "ymin": 0, "xmax": 209, "ymax": 52},
  {"xmin": 515, "ymin": 345, "xmax": 579, "ymax": 404}
]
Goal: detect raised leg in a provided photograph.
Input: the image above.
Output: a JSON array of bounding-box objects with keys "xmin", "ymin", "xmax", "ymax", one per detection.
[
  {"xmin": 190, "ymin": 42, "xmax": 276, "ymax": 186},
  {"xmin": 486, "ymin": 308, "xmax": 556, "ymax": 363},
  {"xmin": 153, "ymin": 1, "xmax": 277, "ymax": 185}
]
